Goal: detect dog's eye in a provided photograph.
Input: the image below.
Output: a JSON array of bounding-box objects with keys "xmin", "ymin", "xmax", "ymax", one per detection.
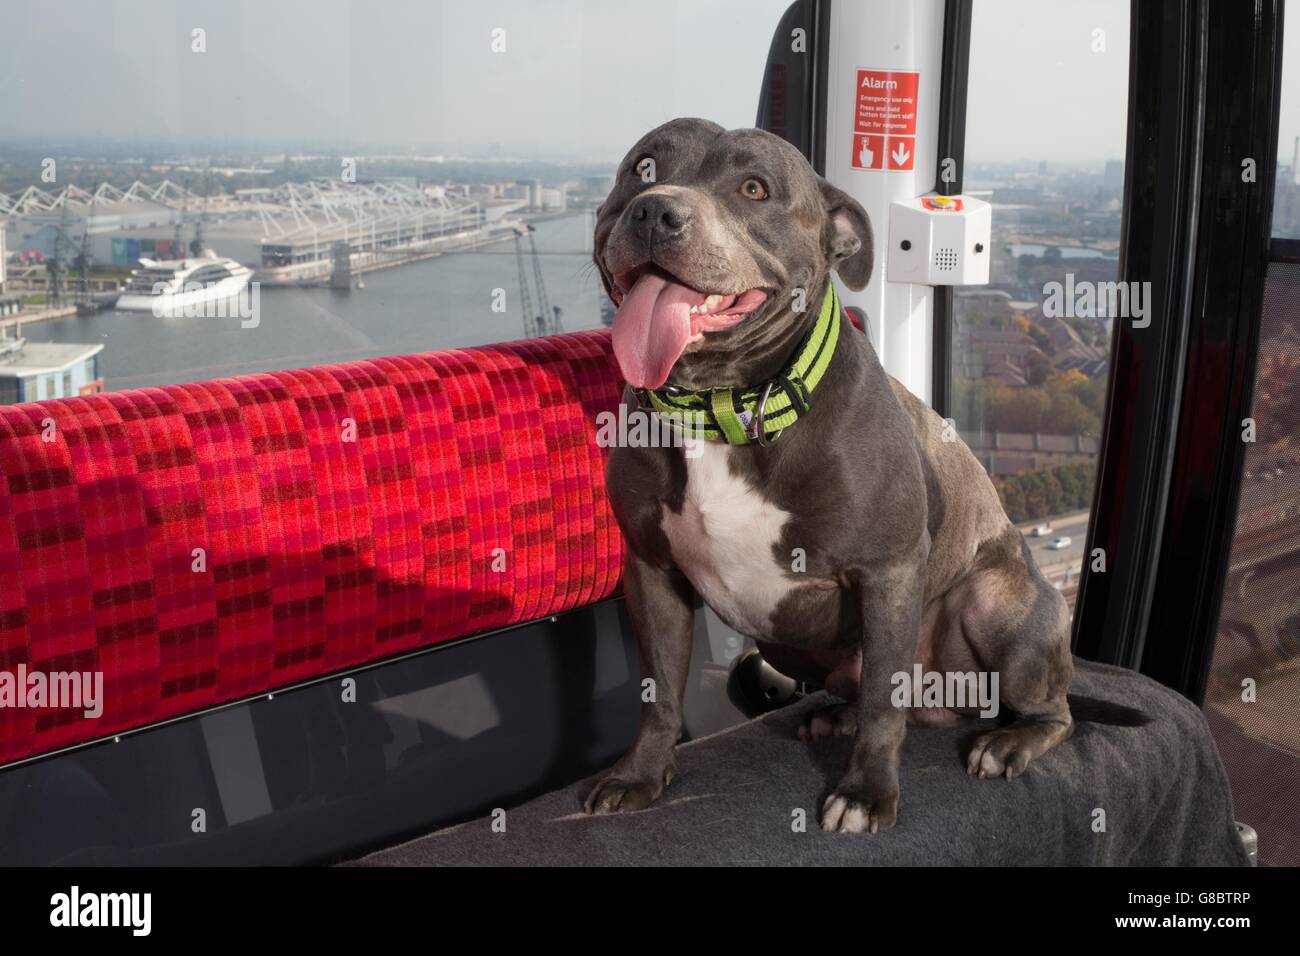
[{"xmin": 740, "ymin": 178, "xmax": 769, "ymax": 201}]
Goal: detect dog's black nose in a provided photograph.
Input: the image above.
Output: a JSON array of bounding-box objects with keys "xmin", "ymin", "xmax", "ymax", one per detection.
[{"xmin": 629, "ymin": 193, "xmax": 691, "ymax": 239}]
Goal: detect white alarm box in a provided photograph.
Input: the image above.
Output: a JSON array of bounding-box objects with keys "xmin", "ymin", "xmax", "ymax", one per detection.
[{"xmin": 886, "ymin": 194, "xmax": 992, "ymax": 286}]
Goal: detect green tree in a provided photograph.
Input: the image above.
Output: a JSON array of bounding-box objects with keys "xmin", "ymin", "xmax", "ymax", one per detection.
[
  {"xmin": 1026, "ymin": 350, "xmax": 1053, "ymax": 386},
  {"xmin": 997, "ymin": 480, "xmax": 1027, "ymax": 523}
]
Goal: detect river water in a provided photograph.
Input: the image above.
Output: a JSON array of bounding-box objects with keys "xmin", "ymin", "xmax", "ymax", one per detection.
[{"xmin": 22, "ymin": 212, "xmax": 607, "ymax": 391}]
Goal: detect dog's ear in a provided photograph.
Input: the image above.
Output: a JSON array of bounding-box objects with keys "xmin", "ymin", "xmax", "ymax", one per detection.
[{"xmin": 819, "ymin": 180, "xmax": 874, "ymax": 291}]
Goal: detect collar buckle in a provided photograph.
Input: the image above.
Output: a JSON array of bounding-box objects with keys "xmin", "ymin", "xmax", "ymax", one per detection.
[{"xmin": 751, "ymin": 380, "xmax": 781, "ymax": 447}]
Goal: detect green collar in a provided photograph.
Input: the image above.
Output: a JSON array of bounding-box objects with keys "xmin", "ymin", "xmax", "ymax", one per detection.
[{"xmin": 634, "ymin": 283, "xmax": 841, "ymax": 446}]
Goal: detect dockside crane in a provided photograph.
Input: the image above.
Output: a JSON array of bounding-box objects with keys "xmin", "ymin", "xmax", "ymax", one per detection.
[
  {"xmin": 190, "ymin": 170, "xmax": 210, "ymax": 258},
  {"xmin": 513, "ymin": 226, "xmax": 535, "ymax": 338},
  {"xmin": 42, "ymin": 197, "xmax": 107, "ymax": 313},
  {"xmin": 45, "ymin": 203, "xmax": 92, "ymax": 308},
  {"xmin": 72, "ymin": 210, "xmax": 92, "ymax": 313},
  {"xmin": 512, "ymin": 222, "xmax": 563, "ymax": 338}
]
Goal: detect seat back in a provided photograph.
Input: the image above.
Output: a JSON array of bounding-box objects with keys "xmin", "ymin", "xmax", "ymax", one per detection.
[{"xmin": 0, "ymin": 331, "xmax": 625, "ymax": 767}]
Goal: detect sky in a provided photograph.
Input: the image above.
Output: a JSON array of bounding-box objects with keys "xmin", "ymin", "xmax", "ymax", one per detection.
[{"xmin": 0, "ymin": 0, "xmax": 1295, "ymax": 166}]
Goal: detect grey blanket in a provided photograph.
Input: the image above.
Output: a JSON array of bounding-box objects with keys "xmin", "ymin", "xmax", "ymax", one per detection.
[{"xmin": 350, "ymin": 658, "xmax": 1249, "ymax": 866}]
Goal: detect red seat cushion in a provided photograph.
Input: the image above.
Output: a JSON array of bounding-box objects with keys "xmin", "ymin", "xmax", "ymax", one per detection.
[{"xmin": 0, "ymin": 330, "xmax": 625, "ymax": 767}]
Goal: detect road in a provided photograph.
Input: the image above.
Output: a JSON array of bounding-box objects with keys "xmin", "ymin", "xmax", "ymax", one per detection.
[{"xmin": 1017, "ymin": 510, "xmax": 1091, "ymax": 585}]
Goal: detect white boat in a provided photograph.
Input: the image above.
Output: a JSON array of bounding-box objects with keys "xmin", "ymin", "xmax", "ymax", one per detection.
[{"xmin": 116, "ymin": 250, "xmax": 252, "ymax": 314}]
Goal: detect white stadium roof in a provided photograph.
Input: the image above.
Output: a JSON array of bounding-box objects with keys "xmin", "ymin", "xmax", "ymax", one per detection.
[{"xmin": 0, "ymin": 179, "xmax": 479, "ymax": 244}]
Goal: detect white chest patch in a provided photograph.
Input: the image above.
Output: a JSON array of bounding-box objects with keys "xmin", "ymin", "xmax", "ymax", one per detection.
[{"xmin": 660, "ymin": 441, "xmax": 797, "ymax": 639}]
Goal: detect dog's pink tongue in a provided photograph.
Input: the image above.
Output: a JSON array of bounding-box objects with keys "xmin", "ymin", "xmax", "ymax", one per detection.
[{"xmin": 611, "ymin": 272, "xmax": 699, "ymax": 388}]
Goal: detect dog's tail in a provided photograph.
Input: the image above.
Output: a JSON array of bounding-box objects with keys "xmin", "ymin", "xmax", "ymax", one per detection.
[{"xmin": 1067, "ymin": 694, "xmax": 1151, "ymax": 727}]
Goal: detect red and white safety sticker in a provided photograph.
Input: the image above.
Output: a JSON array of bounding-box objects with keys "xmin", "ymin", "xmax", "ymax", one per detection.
[{"xmin": 850, "ymin": 68, "xmax": 919, "ymax": 172}]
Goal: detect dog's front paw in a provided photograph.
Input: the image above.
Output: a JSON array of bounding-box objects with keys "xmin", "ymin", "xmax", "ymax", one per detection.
[
  {"xmin": 820, "ymin": 784, "xmax": 899, "ymax": 833},
  {"xmin": 583, "ymin": 766, "xmax": 673, "ymax": 815}
]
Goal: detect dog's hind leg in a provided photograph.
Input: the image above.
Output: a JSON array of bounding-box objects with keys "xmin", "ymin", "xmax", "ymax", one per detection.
[
  {"xmin": 752, "ymin": 641, "xmax": 866, "ymax": 738},
  {"xmin": 966, "ymin": 693, "xmax": 1072, "ymax": 779},
  {"xmin": 798, "ymin": 701, "xmax": 858, "ymax": 740},
  {"xmin": 954, "ymin": 534, "xmax": 1075, "ymax": 779}
]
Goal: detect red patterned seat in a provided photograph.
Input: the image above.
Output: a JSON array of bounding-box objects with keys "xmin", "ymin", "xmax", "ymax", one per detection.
[{"xmin": 0, "ymin": 331, "xmax": 625, "ymax": 767}]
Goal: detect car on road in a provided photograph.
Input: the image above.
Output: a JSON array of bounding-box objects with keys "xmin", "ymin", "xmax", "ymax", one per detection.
[{"xmin": 1048, "ymin": 536, "xmax": 1073, "ymax": 550}]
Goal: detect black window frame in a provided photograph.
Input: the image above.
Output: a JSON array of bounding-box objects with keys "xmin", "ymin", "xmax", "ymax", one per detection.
[
  {"xmin": 754, "ymin": 0, "xmax": 830, "ymax": 173},
  {"xmin": 1071, "ymin": 0, "xmax": 1285, "ymax": 703},
  {"xmin": 930, "ymin": 0, "xmax": 971, "ymax": 418}
]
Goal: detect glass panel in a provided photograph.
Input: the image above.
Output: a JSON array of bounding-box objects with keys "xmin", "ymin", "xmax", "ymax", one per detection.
[
  {"xmin": 0, "ymin": 0, "xmax": 791, "ymax": 396},
  {"xmin": 1203, "ymin": 8, "xmax": 1300, "ymax": 868},
  {"xmin": 0, "ymin": 602, "xmax": 643, "ymax": 864},
  {"xmin": 1273, "ymin": 7, "xmax": 1300, "ymax": 239},
  {"xmin": 1203, "ymin": 261, "xmax": 1300, "ymax": 867},
  {"xmin": 953, "ymin": 0, "xmax": 1130, "ymax": 611}
]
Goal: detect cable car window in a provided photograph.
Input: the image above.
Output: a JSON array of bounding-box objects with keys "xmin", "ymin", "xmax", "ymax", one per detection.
[
  {"xmin": 1202, "ymin": 9, "xmax": 1300, "ymax": 867},
  {"xmin": 1275, "ymin": 16, "xmax": 1300, "ymax": 240},
  {"xmin": 949, "ymin": 0, "xmax": 1129, "ymax": 612},
  {"xmin": 0, "ymin": 0, "xmax": 790, "ymax": 392}
]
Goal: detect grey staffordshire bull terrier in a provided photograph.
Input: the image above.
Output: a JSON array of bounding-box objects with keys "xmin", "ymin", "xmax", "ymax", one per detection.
[{"xmin": 586, "ymin": 118, "xmax": 1076, "ymax": 833}]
